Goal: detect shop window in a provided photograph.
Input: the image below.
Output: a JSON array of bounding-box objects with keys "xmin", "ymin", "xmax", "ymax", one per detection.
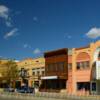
[
  {"xmin": 92, "ymin": 82, "xmax": 96, "ymax": 91},
  {"xmin": 77, "ymin": 82, "xmax": 90, "ymax": 91}
]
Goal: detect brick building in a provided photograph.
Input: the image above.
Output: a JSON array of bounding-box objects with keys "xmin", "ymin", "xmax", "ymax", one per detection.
[
  {"xmin": 41, "ymin": 40, "xmax": 100, "ymax": 95},
  {"xmin": 41, "ymin": 48, "xmax": 68, "ymax": 92}
]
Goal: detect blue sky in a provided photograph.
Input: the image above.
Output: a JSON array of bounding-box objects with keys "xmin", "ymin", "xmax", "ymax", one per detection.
[{"xmin": 0, "ymin": 0, "xmax": 100, "ymax": 60}]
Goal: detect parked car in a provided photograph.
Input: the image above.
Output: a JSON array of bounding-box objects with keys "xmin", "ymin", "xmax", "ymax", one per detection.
[
  {"xmin": 16, "ymin": 86, "xmax": 34, "ymax": 93},
  {"xmin": 4, "ymin": 87, "xmax": 15, "ymax": 92}
]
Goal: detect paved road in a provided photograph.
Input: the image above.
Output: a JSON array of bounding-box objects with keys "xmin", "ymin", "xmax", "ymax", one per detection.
[{"xmin": 0, "ymin": 96, "xmax": 68, "ymax": 100}]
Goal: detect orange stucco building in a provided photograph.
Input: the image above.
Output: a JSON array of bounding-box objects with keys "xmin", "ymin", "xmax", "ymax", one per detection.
[
  {"xmin": 67, "ymin": 40, "xmax": 100, "ymax": 95},
  {"xmin": 41, "ymin": 40, "xmax": 100, "ymax": 95}
]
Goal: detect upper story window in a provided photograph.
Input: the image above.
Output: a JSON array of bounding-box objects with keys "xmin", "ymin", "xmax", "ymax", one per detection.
[
  {"xmin": 68, "ymin": 63, "xmax": 72, "ymax": 70},
  {"xmin": 42, "ymin": 71, "xmax": 45, "ymax": 76},
  {"xmin": 46, "ymin": 62, "xmax": 65, "ymax": 72},
  {"xmin": 32, "ymin": 72, "xmax": 35, "ymax": 76},
  {"xmin": 20, "ymin": 68, "xmax": 28, "ymax": 77},
  {"xmin": 76, "ymin": 61, "xmax": 90, "ymax": 70},
  {"xmin": 58, "ymin": 62, "xmax": 64, "ymax": 72},
  {"xmin": 37, "ymin": 71, "xmax": 40, "ymax": 76},
  {"xmin": 77, "ymin": 62, "xmax": 80, "ymax": 70}
]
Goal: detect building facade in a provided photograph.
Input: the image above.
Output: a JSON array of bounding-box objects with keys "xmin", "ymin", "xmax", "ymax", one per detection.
[
  {"xmin": 41, "ymin": 40, "xmax": 100, "ymax": 95},
  {"xmin": 17, "ymin": 57, "xmax": 45, "ymax": 89},
  {"xmin": 1, "ymin": 41, "xmax": 100, "ymax": 95},
  {"xmin": 68, "ymin": 40, "xmax": 100, "ymax": 95},
  {"xmin": 41, "ymin": 48, "xmax": 68, "ymax": 92}
]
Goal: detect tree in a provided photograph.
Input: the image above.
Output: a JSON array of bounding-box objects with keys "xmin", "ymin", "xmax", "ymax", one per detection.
[{"xmin": 2, "ymin": 60, "xmax": 19, "ymax": 88}]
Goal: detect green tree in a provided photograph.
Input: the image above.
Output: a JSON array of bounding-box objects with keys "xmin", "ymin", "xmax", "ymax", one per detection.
[{"xmin": 3, "ymin": 60, "xmax": 19, "ymax": 88}]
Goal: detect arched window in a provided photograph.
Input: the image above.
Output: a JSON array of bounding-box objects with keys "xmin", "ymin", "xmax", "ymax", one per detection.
[{"xmin": 76, "ymin": 52, "xmax": 90, "ymax": 70}]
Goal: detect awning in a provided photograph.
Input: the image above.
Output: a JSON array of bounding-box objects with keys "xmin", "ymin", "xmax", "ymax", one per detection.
[{"xmin": 41, "ymin": 76, "xmax": 58, "ymax": 80}]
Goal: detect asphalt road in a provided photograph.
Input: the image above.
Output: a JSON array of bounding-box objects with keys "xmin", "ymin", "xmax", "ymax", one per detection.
[{"xmin": 0, "ymin": 96, "xmax": 67, "ymax": 100}]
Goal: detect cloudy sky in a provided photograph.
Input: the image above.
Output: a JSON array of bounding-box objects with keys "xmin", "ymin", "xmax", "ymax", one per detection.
[{"xmin": 0, "ymin": 0, "xmax": 100, "ymax": 60}]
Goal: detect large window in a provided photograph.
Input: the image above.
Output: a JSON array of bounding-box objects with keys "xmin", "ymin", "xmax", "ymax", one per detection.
[
  {"xmin": 46, "ymin": 62, "xmax": 65, "ymax": 72},
  {"xmin": 77, "ymin": 82, "xmax": 90, "ymax": 91},
  {"xmin": 92, "ymin": 82, "xmax": 96, "ymax": 91},
  {"xmin": 59, "ymin": 62, "xmax": 64, "ymax": 72},
  {"xmin": 76, "ymin": 61, "xmax": 90, "ymax": 70},
  {"xmin": 20, "ymin": 68, "xmax": 27, "ymax": 77},
  {"xmin": 32, "ymin": 68, "xmax": 45, "ymax": 76}
]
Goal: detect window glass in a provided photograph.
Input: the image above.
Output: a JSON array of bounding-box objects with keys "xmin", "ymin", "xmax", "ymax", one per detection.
[
  {"xmin": 68, "ymin": 63, "xmax": 72, "ymax": 70},
  {"xmin": 77, "ymin": 61, "xmax": 90, "ymax": 70},
  {"xmin": 32, "ymin": 72, "xmax": 35, "ymax": 76},
  {"xmin": 37, "ymin": 71, "xmax": 40, "ymax": 76},
  {"xmin": 42, "ymin": 71, "xmax": 44, "ymax": 76},
  {"xmin": 92, "ymin": 82, "xmax": 96, "ymax": 91},
  {"xmin": 77, "ymin": 62, "xmax": 80, "ymax": 70},
  {"xmin": 77, "ymin": 82, "xmax": 90, "ymax": 91}
]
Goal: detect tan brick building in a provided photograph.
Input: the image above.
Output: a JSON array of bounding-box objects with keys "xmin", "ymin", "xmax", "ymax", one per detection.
[{"xmin": 17, "ymin": 57, "xmax": 45, "ymax": 88}]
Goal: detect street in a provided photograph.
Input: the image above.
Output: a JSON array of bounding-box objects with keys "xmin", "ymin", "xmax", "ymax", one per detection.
[{"xmin": 0, "ymin": 96, "xmax": 68, "ymax": 100}]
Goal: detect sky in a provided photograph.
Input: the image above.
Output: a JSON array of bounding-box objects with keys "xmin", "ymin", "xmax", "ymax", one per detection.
[{"xmin": 0, "ymin": 0, "xmax": 100, "ymax": 60}]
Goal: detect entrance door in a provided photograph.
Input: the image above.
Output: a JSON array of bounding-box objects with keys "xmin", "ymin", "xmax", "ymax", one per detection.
[
  {"xmin": 91, "ymin": 81, "xmax": 97, "ymax": 95},
  {"xmin": 15, "ymin": 81, "xmax": 21, "ymax": 88}
]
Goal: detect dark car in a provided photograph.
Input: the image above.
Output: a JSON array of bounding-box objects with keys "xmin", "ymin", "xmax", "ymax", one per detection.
[{"xmin": 16, "ymin": 86, "xmax": 34, "ymax": 93}]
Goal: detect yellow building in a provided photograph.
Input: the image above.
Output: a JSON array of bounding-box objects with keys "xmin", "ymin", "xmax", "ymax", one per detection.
[{"xmin": 17, "ymin": 57, "xmax": 45, "ymax": 88}]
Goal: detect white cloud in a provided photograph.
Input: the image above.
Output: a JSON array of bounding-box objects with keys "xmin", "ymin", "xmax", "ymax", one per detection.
[
  {"xmin": 0, "ymin": 5, "xmax": 9, "ymax": 19},
  {"xmin": 0, "ymin": 5, "xmax": 12, "ymax": 27},
  {"xmin": 33, "ymin": 16, "xmax": 38, "ymax": 21},
  {"xmin": 64, "ymin": 33, "xmax": 72, "ymax": 39},
  {"xmin": 67, "ymin": 35, "xmax": 72, "ymax": 39},
  {"xmin": 4, "ymin": 28, "xmax": 18, "ymax": 39},
  {"xmin": 86, "ymin": 27, "xmax": 100, "ymax": 39},
  {"xmin": 5, "ymin": 21, "xmax": 12, "ymax": 27},
  {"xmin": 23, "ymin": 44, "xmax": 31, "ymax": 49},
  {"xmin": 33, "ymin": 48, "xmax": 41, "ymax": 54}
]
